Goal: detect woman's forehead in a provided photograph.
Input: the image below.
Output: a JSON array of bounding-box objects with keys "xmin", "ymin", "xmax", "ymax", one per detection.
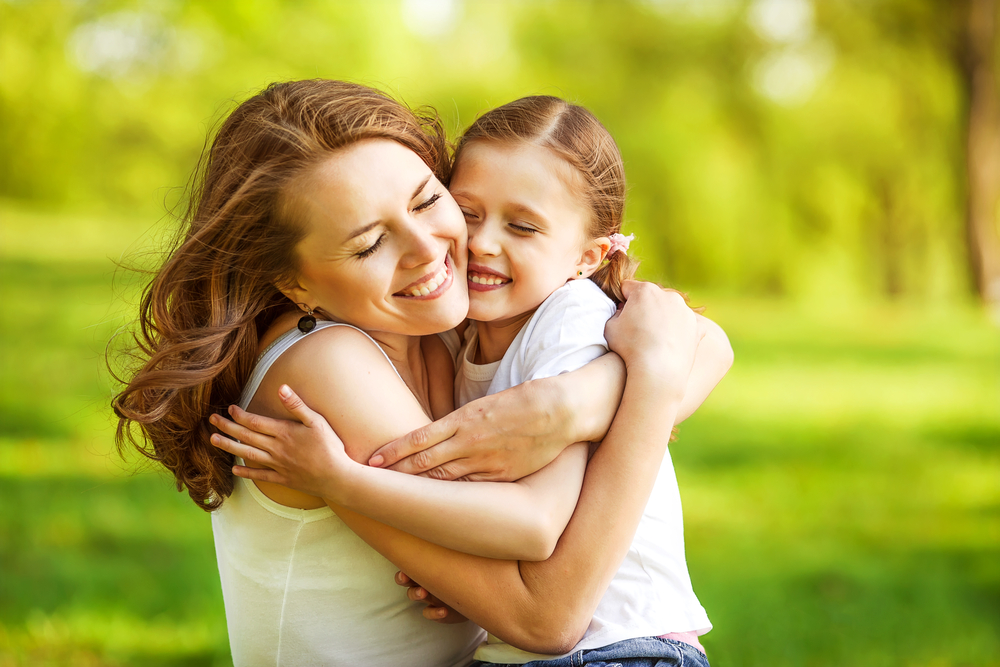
[{"xmin": 291, "ymin": 139, "xmax": 434, "ymax": 240}]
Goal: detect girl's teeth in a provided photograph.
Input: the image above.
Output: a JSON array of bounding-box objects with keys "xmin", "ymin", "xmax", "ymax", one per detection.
[{"xmin": 470, "ymin": 274, "xmax": 506, "ymax": 285}]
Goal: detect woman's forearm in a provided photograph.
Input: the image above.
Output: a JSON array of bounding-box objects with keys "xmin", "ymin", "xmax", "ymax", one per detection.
[{"xmin": 675, "ymin": 315, "xmax": 734, "ymax": 424}]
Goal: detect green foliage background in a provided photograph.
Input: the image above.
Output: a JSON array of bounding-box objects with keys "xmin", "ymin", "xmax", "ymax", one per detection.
[{"xmin": 0, "ymin": 1, "xmax": 997, "ymax": 665}]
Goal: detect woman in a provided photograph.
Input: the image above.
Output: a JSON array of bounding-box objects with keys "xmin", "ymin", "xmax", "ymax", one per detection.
[{"xmin": 113, "ymin": 79, "xmax": 725, "ymax": 665}]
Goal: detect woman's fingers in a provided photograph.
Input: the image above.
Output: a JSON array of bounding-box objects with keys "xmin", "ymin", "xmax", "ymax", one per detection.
[
  {"xmin": 211, "ymin": 412, "xmax": 276, "ymax": 450},
  {"xmin": 369, "ymin": 417, "xmax": 459, "ymax": 470},
  {"xmin": 228, "ymin": 404, "xmax": 288, "ymax": 438},
  {"xmin": 276, "ymin": 384, "xmax": 320, "ymax": 429},
  {"xmin": 210, "ymin": 433, "xmax": 274, "ymax": 467},
  {"xmin": 416, "ymin": 458, "xmax": 474, "ymax": 481},
  {"xmin": 231, "ymin": 464, "xmax": 284, "ymax": 485}
]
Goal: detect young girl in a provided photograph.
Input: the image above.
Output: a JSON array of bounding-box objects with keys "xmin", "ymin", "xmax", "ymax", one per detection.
[
  {"xmin": 213, "ymin": 95, "xmax": 723, "ymax": 665},
  {"xmin": 444, "ymin": 96, "xmax": 712, "ymax": 665}
]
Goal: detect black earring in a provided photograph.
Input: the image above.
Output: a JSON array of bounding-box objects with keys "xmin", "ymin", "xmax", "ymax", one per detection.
[{"xmin": 297, "ymin": 307, "xmax": 317, "ymax": 333}]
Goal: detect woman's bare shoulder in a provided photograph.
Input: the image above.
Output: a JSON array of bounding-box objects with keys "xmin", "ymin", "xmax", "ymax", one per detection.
[{"xmin": 254, "ymin": 323, "xmax": 431, "ymax": 463}]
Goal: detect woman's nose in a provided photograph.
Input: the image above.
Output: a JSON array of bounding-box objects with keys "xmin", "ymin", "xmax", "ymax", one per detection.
[
  {"xmin": 467, "ymin": 219, "xmax": 500, "ymax": 258},
  {"xmin": 401, "ymin": 220, "xmax": 440, "ymax": 269}
]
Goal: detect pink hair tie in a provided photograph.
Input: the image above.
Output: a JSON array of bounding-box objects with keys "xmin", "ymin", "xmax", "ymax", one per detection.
[{"xmin": 608, "ymin": 233, "xmax": 635, "ymax": 257}]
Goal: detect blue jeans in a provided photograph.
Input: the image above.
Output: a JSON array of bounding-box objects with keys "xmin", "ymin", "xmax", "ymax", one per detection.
[{"xmin": 471, "ymin": 636, "xmax": 710, "ymax": 667}]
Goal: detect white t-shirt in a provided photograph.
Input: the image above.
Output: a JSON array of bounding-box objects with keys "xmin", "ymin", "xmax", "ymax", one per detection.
[{"xmin": 454, "ymin": 279, "xmax": 712, "ymax": 664}]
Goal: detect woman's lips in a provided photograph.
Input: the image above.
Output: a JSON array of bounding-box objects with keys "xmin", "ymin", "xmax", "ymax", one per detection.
[
  {"xmin": 467, "ymin": 264, "xmax": 510, "ymax": 292},
  {"xmin": 394, "ymin": 255, "xmax": 454, "ymax": 300}
]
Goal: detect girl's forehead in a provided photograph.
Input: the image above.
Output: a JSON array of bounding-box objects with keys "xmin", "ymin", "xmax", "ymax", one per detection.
[{"xmin": 452, "ymin": 140, "xmax": 586, "ymax": 197}]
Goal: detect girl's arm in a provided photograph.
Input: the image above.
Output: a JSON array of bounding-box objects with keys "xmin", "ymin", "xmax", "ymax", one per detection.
[
  {"xmin": 335, "ymin": 284, "xmax": 704, "ymax": 654},
  {"xmin": 370, "ymin": 310, "xmax": 732, "ymax": 480},
  {"xmin": 211, "ymin": 326, "xmax": 589, "ymax": 561}
]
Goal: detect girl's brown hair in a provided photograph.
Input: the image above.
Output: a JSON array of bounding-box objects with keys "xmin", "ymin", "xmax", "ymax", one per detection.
[
  {"xmin": 111, "ymin": 80, "xmax": 450, "ymax": 511},
  {"xmin": 455, "ymin": 95, "xmax": 638, "ymax": 303}
]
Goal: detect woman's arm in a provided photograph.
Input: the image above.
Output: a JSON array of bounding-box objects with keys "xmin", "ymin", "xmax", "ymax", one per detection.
[
  {"xmin": 368, "ymin": 310, "xmax": 732, "ymax": 481},
  {"xmin": 210, "ymin": 325, "xmax": 588, "ymax": 561}
]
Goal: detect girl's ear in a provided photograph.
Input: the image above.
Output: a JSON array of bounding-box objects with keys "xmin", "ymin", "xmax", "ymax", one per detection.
[{"xmin": 574, "ymin": 237, "xmax": 611, "ymax": 279}]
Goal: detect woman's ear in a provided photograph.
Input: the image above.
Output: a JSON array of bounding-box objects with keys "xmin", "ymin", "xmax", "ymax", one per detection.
[
  {"xmin": 276, "ymin": 275, "xmax": 311, "ymax": 311},
  {"xmin": 575, "ymin": 237, "xmax": 611, "ymax": 279}
]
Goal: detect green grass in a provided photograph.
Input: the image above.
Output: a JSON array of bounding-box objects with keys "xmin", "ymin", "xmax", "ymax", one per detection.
[{"xmin": 1, "ymin": 204, "xmax": 998, "ymax": 666}]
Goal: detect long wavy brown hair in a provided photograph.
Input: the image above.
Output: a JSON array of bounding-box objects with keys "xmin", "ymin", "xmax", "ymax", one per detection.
[
  {"xmin": 455, "ymin": 95, "xmax": 638, "ymax": 303},
  {"xmin": 111, "ymin": 80, "xmax": 451, "ymax": 511}
]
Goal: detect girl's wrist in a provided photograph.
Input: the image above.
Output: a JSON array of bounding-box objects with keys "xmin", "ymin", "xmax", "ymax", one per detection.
[{"xmin": 321, "ymin": 455, "xmax": 363, "ymax": 506}]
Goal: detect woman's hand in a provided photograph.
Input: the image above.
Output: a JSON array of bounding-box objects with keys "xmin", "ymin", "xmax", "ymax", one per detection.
[
  {"xmin": 208, "ymin": 384, "xmax": 354, "ymax": 499},
  {"xmin": 367, "ymin": 379, "xmax": 575, "ymax": 481},
  {"xmin": 368, "ymin": 353, "xmax": 625, "ymax": 482},
  {"xmin": 395, "ymin": 571, "xmax": 469, "ymax": 624}
]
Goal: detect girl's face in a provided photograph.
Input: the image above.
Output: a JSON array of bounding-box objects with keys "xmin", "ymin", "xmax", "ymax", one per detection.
[
  {"xmin": 449, "ymin": 141, "xmax": 599, "ymax": 327},
  {"xmin": 283, "ymin": 139, "xmax": 469, "ymax": 336}
]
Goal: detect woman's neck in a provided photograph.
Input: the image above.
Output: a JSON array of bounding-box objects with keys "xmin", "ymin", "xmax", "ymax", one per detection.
[
  {"xmin": 475, "ymin": 311, "xmax": 535, "ymax": 364},
  {"xmin": 367, "ymin": 331, "xmax": 432, "ymax": 415}
]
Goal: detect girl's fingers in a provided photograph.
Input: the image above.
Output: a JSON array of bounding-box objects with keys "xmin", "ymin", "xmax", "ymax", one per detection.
[
  {"xmin": 423, "ymin": 606, "xmax": 448, "ymax": 621},
  {"xmin": 395, "ymin": 571, "xmax": 414, "ymax": 586},
  {"xmin": 406, "ymin": 586, "xmax": 429, "ymax": 602},
  {"xmin": 276, "ymin": 385, "xmax": 320, "ymax": 429},
  {"xmin": 232, "ymin": 464, "xmax": 283, "ymax": 485},
  {"xmin": 210, "ymin": 434, "xmax": 274, "ymax": 467}
]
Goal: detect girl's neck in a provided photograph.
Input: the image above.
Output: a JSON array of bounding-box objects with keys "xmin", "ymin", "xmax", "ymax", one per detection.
[
  {"xmin": 475, "ymin": 311, "xmax": 535, "ymax": 364},
  {"xmin": 367, "ymin": 331, "xmax": 432, "ymax": 415}
]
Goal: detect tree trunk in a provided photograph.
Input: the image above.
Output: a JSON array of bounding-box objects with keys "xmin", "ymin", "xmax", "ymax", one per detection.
[{"xmin": 964, "ymin": 0, "xmax": 1000, "ymax": 320}]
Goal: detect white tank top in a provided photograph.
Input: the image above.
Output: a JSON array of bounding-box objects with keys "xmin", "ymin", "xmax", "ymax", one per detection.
[{"xmin": 211, "ymin": 321, "xmax": 484, "ymax": 666}]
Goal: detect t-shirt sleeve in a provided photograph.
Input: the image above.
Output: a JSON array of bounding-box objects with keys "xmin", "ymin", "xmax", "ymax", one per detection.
[{"xmin": 516, "ymin": 283, "xmax": 617, "ymax": 382}]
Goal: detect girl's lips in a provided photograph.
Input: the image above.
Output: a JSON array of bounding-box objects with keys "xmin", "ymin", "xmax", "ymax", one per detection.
[
  {"xmin": 467, "ymin": 264, "xmax": 511, "ymax": 292},
  {"xmin": 394, "ymin": 255, "xmax": 454, "ymax": 300}
]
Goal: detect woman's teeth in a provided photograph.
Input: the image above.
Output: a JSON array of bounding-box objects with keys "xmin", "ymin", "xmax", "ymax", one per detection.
[
  {"xmin": 469, "ymin": 274, "xmax": 508, "ymax": 286},
  {"xmin": 408, "ymin": 264, "xmax": 449, "ymax": 296}
]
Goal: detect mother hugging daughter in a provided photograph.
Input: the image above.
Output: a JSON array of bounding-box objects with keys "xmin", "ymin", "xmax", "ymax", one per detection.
[{"xmin": 113, "ymin": 79, "xmax": 732, "ymax": 666}]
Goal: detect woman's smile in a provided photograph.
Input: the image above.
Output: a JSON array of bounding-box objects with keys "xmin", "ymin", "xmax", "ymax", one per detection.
[{"xmin": 395, "ymin": 254, "xmax": 455, "ymax": 299}]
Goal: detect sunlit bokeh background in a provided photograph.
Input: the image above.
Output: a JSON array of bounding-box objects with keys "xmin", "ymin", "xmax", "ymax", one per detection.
[{"xmin": 1, "ymin": 1, "xmax": 998, "ymax": 665}]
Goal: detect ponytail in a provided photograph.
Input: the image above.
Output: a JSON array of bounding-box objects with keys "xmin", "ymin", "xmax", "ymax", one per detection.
[{"xmin": 590, "ymin": 249, "xmax": 639, "ymax": 304}]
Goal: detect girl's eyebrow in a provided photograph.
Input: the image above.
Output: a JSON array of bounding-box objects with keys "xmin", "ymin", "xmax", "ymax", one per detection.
[
  {"xmin": 345, "ymin": 175, "xmax": 434, "ymax": 241},
  {"xmin": 509, "ymin": 202, "xmax": 545, "ymax": 220}
]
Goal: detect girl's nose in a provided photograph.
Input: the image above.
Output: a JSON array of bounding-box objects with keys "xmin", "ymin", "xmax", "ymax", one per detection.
[{"xmin": 467, "ymin": 219, "xmax": 500, "ymax": 258}]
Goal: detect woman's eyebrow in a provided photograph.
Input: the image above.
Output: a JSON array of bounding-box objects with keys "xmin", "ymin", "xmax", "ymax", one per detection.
[
  {"xmin": 346, "ymin": 221, "xmax": 380, "ymax": 242},
  {"xmin": 344, "ymin": 176, "xmax": 434, "ymax": 241},
  {"xmin": 411, "ymin": 175, "xmax": 432, "ymax": 200}
]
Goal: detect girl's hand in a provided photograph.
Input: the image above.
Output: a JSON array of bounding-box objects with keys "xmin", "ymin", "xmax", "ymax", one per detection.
[
  {"xmin": 604, "ymin": 281, "xmax": 704, "ymax": 393},
  {"xmin": 394, "ymin": 571, "xmax": 469, "ymax": 624},
  {"xmin": 207, "ymin": 385, "xmax": 353, "ymax": 499}
]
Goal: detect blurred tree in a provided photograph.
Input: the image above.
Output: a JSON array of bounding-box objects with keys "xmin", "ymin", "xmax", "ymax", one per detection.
[
  {"xmin": 0, "ymin": 0, "xmax": 993, "ymax": 309},
  {"xmin": 959, "ymin": 0, "xmax": 1000, "ymax": 317}
]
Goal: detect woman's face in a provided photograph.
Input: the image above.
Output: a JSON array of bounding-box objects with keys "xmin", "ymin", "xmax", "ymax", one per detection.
[{"xmin": 283, "ymin": 139, "xmax": 469, "ymax": 336}]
